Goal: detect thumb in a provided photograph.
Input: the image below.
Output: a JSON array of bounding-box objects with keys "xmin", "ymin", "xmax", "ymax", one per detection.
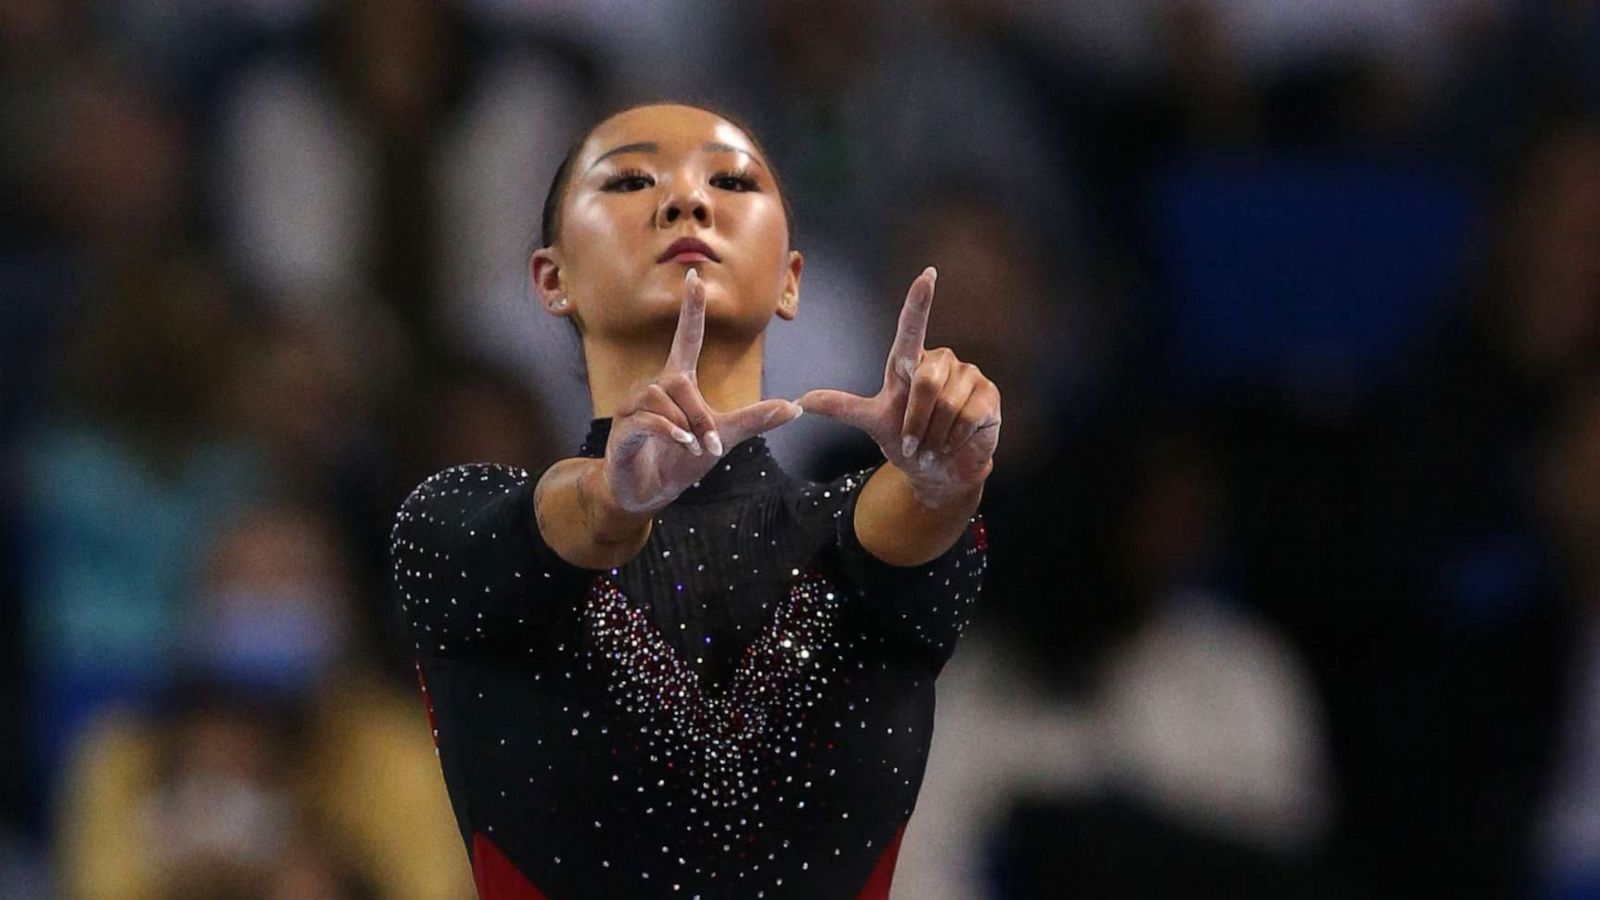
[
  {"xmin": 795, "ymin": 388, "xmax": 877, "ymax": 432},
  {"xmin": 718, "ymin": 398, "xmax": 804, "ymax": 446}
]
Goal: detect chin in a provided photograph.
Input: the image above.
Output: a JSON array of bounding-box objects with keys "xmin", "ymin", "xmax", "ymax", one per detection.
[{"xmin": 624, "ymin": 282, "xmax": 715, "ymax": 324}]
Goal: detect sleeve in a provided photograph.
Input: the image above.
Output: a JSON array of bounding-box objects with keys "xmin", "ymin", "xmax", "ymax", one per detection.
[
  {"xmin": 389, "ymin": 462, "xmax": 602, "ymax": 660},
  {"xmin": 828, "ymin": 464, "xmax": 990, "ymax": 673}
]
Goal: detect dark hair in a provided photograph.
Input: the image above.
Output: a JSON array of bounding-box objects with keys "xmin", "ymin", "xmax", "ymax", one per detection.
[{"xmin": 538, "ymin": 100, "xmax": 796, "ymax": 253}]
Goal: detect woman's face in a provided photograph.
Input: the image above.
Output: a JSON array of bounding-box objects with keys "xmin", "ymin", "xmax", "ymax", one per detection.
[{"xmin": 532, "ymin": 104, "xmax": 802, "ymax": 346}]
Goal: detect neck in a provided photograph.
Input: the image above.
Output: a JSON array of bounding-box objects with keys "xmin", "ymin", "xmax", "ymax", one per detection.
[{"xmin": 586, "ymin": 329, "xmax": 768, "ymax": 418}]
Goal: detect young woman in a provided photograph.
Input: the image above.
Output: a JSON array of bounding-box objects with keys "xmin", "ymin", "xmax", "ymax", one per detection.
[{"xmin": 391, "ymin": 102, "xmax": 1000, "ymax": 899}]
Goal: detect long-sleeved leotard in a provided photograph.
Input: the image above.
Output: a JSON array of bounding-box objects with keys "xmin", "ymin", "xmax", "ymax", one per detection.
[{"xmin": 390, "ymin": 417, "xmax": 988, "ymax": 899}]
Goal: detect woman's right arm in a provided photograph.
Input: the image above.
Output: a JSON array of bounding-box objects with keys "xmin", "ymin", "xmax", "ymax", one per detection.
[
  {"xmin": 532, "ymin": 457, "xmax": 654, "ymax": 570},
  {"xmin": 392, "ymin": 271, "xmax": 800, "ymax": 658}
]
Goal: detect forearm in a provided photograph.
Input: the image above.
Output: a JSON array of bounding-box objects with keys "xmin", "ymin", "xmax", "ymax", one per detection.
[
  {"xmin": 533, "ymin": 457, "xmax": 653, "ymax": 569},
  {"xmin": 854, "ymin": 462, "xmax": 986, "ymax": 567}
]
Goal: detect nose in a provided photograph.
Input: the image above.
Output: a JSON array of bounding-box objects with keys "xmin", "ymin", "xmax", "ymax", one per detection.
[{"xmin": 655, "ymin": 181, "xmax": 712, "ymax": 229}]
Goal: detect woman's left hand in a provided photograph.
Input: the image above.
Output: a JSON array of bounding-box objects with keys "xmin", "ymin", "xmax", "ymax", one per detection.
[{"xmin": 796, "ymin": 267, "xmax": 1001, "ymax": 508}]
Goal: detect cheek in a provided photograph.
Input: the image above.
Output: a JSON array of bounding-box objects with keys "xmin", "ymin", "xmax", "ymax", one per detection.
[
  {"xmin": 748, "ymin": 198, "xmax": 789, "ymax": 252},
  {"xmin": 562, "ymin": 197, "xmax": 649, "ymax": 291},
  {"xmin": 566, "ymin": 200, "xmax": 620, "ymax": 249},
  {"xmin": 728, "ymin": 201, "xmax": 789, "ymax": 281}
]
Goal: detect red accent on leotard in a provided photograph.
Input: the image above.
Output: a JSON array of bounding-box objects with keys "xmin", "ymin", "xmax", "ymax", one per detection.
[
  {"xmin": 472, "ymin": 831, "xmax": 551, "ymax": 900},
  {"xmin": 855, "ymin": 821, "xmax": 908, "ymax": 900}
]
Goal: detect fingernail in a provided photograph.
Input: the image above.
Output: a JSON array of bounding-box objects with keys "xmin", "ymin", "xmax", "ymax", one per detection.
[
  {"xmin": 673, "ymin": 427, "xmax": 703, "ymax": 455},
  {"xmin": 918, "ymin": 449, "xmax": 936, "ymax": 468},
  {"xmin": 790, "ymin": 403, "xmax": 804, "ymax": 418},
  {"xmin": 706, "ymin": 430, "xmax": 724, "ymax": 456},
  {"xmin": 902, "ymin": 435, "xmax": 919, "ymax": 457}
]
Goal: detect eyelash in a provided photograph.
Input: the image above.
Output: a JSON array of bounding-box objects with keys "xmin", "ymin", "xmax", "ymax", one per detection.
[{"xmin": 601, "ymin": 168, "xmax": 759, "ymax": 193}]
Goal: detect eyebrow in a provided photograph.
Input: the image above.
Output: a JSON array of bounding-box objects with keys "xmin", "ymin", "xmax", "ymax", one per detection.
[{"xmin": 586, "ymin": 141, "xmax": 767, "ymax": 173}]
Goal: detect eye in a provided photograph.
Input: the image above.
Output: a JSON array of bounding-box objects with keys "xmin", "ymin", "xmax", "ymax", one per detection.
[
  {"xmin": 601, "ymin": 168, "xmax": 654, "ymax": 191},
  {"xmin": 712, "ymin": 170, "xmax": 759, "ymax": 192}
]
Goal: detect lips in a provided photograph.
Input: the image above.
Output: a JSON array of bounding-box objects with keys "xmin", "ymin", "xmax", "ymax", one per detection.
[{"xmin": 657, "ymin": 237, "xmax": 721, "ymax": 264}]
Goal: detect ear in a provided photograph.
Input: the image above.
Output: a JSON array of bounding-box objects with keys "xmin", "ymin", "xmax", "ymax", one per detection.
[
  {"xmin": 530, "ymin": 248, "xmax": 573, "ymax": 318},
  {"xmin": 775, "ymin": 249, "xmax": 803, "ymax": 321}
]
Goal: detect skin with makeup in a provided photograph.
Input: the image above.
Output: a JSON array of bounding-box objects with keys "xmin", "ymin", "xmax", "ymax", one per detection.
[{"xmin": 527, "ymin": 103, "xmax": 1002, "ymax": 571}]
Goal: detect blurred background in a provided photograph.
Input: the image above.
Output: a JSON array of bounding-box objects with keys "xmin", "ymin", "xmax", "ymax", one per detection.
[{"xmin": 1, "ymin": 0, "xmax": 1597, "ymax": 897}]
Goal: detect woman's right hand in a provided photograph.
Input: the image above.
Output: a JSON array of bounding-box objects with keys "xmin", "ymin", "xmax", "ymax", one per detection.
[{"xmin": 601, "ymin": 268, "xmax": 803, "ymax": 515}]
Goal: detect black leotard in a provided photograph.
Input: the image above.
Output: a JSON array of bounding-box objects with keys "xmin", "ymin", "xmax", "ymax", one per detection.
[{"xmin": 390, "ymin": 417, "xmax": 988, "ymax": 899}]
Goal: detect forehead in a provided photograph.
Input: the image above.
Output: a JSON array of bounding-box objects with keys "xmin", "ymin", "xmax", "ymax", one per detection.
[{"xmin": 578, "ymin": 105, "xmax": 759, "ymax": 168}]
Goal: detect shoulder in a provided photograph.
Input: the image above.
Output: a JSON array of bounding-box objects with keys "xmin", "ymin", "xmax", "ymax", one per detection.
[
  {"xmin": 390, "ymin": 462, "xmax": 587, "ymax": 654},
  {"xmin": 405, "ymin": 461, "xmax": 535, "ymax": 493},
  {"xmin": 396, "ymin": 462, "xmax": 533, "ymax": 511},
  {"xmin": 390, "ymin": 462, "xmax": 539, "ymax": 549}
]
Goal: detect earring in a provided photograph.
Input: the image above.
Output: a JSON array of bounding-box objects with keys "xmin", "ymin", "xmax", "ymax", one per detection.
[{"xmin": 553, "ymin": 297, "xmax": 568, "ymax": 310}]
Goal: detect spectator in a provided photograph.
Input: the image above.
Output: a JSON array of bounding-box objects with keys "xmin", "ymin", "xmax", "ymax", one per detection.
[
  {"xmin": 1299, "ymin": 117, "xmax": 1600, "ymax": 899},
  {"xmin": 211, "ymin": 0, "xmax": 599, "ymax": 399},
  {"xmin": 17, "ymin": 257, "xmax": 265, "ymax": 801},
  {"xmin": 56, "ymin": 503, "xmax": 473, "ymax": 900}
]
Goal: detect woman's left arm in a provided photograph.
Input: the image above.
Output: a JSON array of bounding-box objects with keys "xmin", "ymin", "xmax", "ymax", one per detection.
[
  {"xmin": 852, "ymin": 462, "xmax": 985, "ymax": 566},
  {"xmin": 797, "ymin": 266, "xmax": 1001, "ymax": 566}
]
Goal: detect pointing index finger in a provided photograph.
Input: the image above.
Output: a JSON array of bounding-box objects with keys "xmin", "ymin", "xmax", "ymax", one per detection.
[
  {"xmin": 667, "ymin": 267, "xmax": 706, "ymax": 373},
  {"xmin": 887, "ymin": 266, "xmax": 936, "ymax": 383}
]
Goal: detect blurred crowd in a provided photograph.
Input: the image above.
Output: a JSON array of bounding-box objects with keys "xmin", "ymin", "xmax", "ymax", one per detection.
[{"xmin": 0, "ymin": 0, "xmax": 1596, "ymax": 898}]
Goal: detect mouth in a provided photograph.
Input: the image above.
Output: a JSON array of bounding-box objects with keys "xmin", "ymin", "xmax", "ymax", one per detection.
[{"xmin": 657, "ymin": 237, "xmax": 721, "ymax": 265}]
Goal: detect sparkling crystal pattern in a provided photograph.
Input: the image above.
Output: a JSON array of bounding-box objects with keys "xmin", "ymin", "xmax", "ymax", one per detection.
[{"xmin": 390, "ymin": 418, "xmax": 986, "ymax": 899}]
